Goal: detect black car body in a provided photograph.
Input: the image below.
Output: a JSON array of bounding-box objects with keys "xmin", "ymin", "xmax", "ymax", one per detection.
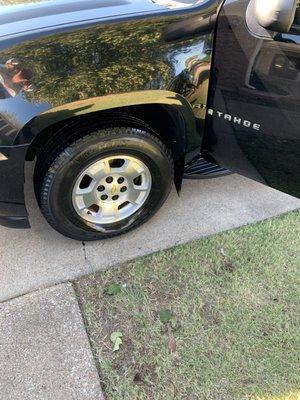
[{"xmin": 0, "ymin": 0, "xmax": 299, "ymax": 240}]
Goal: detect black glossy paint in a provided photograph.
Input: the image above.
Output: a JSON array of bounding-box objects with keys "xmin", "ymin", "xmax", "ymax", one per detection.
[
  {"xmin": 0, "ymin": 0, "xmax": 299, "ymax": 228},
  {"xmin": 0, "ymin": 0, "xmax": 220, "ymax": 147},
  {"xmin": 0, "ymin": 144, "xmax": 29, "ymax": 222},
  {"xmin": 0, "ymin": 0, "xmax": 221, "ymax": 224},
  {"xmin": 205, "ymin": 0, "xmax": 300, "ymax": 198}
]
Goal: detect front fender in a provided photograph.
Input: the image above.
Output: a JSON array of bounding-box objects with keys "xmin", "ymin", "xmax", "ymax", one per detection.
[
  {"xmin": 0, "ymin": 1, "xmax": 217, "ymax": 150},
  {"xmin": 21, "ymin": 90, "xmax": 198, "ymax": 152}
]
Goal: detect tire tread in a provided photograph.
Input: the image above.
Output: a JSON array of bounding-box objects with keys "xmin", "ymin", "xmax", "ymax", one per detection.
[{"xmin": 34, "ymin": 119, "xmax": 173, "ymax": 240}]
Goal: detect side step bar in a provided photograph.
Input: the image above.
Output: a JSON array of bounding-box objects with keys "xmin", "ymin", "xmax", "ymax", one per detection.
[{"xmin": 184, "ymin": 155, "xmax": 231, "ymax": 179}]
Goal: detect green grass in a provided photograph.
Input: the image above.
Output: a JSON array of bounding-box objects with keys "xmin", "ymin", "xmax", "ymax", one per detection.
[{"xmin": 75, "ymin": 211, "xmax": 300, "ymax": 400}]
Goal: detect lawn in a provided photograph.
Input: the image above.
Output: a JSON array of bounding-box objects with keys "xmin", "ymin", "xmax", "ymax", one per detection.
[{"xmin": 75, "ymin": 210, "xmax": 300, "ymax": 400}]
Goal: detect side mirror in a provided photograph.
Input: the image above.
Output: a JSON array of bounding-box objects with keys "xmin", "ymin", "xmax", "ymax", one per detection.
[{"xmin": 255, "ymin": 0, "xmax": 298, "ymax": 32}]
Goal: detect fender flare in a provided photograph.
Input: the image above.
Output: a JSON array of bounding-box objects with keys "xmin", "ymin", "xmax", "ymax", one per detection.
[{"xmin": 17, "ymin": 90, "xmax": 199, "ymax": 154}]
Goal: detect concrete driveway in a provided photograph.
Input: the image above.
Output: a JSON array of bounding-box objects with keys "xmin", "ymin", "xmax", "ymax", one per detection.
[{"xmin": 0, "ymin": 164, "xmax": 299, "ymax": 302}]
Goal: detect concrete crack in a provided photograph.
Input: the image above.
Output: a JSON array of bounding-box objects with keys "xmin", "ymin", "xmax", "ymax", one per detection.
[{"xmin": 82, "ymin": 241, "xmax": 94, "ymax": 273}]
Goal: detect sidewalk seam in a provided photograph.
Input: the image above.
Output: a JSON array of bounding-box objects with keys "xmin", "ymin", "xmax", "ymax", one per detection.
[{"xmin": 73, "ymin": 282, "xmax": 106, "ymax": 400}]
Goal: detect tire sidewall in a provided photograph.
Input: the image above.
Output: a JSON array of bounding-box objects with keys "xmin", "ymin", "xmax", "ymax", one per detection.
[{"xmin": 43, "ymin": 132, "xmax": 173, "ymax": 240}]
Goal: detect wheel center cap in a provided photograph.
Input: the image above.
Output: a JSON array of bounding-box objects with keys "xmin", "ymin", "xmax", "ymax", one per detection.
[{"xmin": 110, "ymin": 184, "xmax": 117, "ymax": 196}]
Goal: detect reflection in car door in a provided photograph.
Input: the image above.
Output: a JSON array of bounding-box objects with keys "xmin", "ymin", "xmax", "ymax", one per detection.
[{"xmin": 204, "ymin": 0, "xmax": 300, "ymax": 198}]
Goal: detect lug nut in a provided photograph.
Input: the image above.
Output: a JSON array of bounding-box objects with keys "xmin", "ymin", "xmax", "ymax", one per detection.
[
  {"xmin": 112, "ymin": 195, "xmax": 119, "ymax": 201},
  {"xmin": 97, "ymin": 185, "xmax": 105, "ymax": 192},
  {"xmin": 117, "ymin": 177, "xmax": 125, "ymax": 184},
  {"xmin": 106, "ymin": 176, "xmax": 113, "ymax": 183},
  {"xmin": 101, "ymin": 194, "xmax": 108, "ymax": 200},
  {"xmin": 120, "ymin": 186, "xmax": 127, "ymax": 192}
]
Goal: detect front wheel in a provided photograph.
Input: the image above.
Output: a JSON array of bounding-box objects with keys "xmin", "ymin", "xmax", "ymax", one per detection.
[{"xmin": 34, "ymin": 126, "xmax": 174, "ymax": 241}]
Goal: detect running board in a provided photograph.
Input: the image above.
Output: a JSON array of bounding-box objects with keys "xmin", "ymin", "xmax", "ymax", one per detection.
[{"xmin": 184, "ymin": 155, "xmax": 231, "ymax": 179}]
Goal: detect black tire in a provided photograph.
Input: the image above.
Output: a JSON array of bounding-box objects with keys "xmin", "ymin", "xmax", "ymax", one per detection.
[{"xmin": 34, "ymin": 124, "xmax": 173, "ymax": 241}]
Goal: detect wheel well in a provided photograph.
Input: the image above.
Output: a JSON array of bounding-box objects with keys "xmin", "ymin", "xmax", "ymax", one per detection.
[{"xmin": 26, "ymin": 104, "xmax": 187, "ymax": 189}]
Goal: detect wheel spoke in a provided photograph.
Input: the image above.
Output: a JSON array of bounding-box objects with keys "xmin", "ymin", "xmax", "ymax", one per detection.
[
  {"xmin": 87, "ymin": 160, "xmax": 111, "ymax": 181},
  {"xmin": 75, "ymin": 189, "xmax": 97, "ymax": 210},
  {"xmin": 133, "ymin": 182, "xmax": 150, "ymax": 192},
  {"xmin": 102, "ymin": 159, "xmax": 112, "ymax": 175},
  {"xmin": 75, "ymin": 185, "xmax": 94, "ymax": 195},
  {"xmin": 101, "ymin": 203, "xmax": 119, "ymax": 219},
  {"xmin": 126, "ymin": 192, "xmax": 139, "ymax": 205},
  {"xmin": 121, "ymin": 159, "xmax": 144, "ymax": 182}
]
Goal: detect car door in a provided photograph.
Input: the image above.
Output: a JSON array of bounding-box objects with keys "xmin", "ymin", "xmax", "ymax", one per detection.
[{"xmin": 204, "ymin": 0, "xmax": 300, "ymax": 198}]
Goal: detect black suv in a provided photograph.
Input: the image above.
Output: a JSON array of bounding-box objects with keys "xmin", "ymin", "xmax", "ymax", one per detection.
[{"xmin": 0, "ymin": 0, "xmax": 299, "ymax": 240}]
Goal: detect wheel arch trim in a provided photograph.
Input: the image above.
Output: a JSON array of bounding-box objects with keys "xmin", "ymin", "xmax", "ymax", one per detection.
[{"xmin": 19, "ymin": 90, "xmax": 199, "ymax": 153}]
